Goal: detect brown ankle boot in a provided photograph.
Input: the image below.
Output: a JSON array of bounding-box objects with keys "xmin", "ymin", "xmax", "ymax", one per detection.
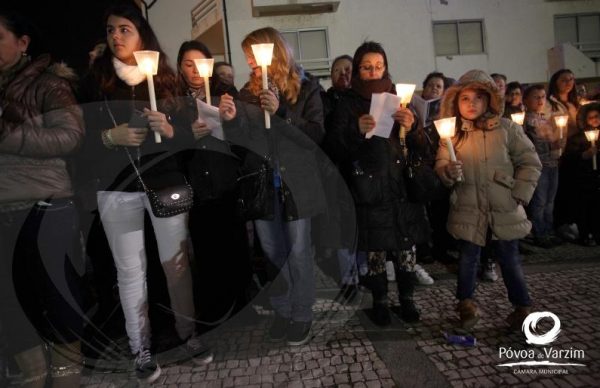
[
  {"xmin": 457, "ymin": 299, "xmax": 480, "ymax": 330},
  {"xmin": 506, "ymin": 306, "xmax": 532, "ymax": 332}
]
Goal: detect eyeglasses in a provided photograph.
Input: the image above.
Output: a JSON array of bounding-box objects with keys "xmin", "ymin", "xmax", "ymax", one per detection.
[{"xmin": 359, "ymin": 64, "xmax": 385, "ymax": 73}]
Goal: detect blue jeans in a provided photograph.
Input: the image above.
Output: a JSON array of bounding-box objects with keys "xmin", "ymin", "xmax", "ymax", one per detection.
[
  {"xmin": 528, "ymin": 166, "xmax": 559, "ymax": 238},
  {"xmin": 457, "ymin": 239, "xmax": 531, "ymax": 306},
  {"xmin": 254, "ymin": 195, "xmax": 315, "ymax": 322}
]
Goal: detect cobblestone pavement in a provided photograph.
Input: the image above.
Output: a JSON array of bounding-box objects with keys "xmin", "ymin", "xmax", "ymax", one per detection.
[{"xmin": 81, "ymin": 241, "xmax": 600, "ymax": 387}]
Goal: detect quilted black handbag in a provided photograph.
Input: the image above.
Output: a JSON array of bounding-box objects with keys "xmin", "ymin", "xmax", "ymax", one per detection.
[{"xmin": 125, "ymin": 148, "xmax": 194, "ymax": 218}]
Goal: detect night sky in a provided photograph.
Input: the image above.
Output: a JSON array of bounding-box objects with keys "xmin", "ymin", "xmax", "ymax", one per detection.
[{"xmin": 1, "ymin": 0, "xmax": 138, "ymax": 75}]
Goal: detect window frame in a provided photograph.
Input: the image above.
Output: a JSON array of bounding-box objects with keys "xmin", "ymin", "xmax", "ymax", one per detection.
[
  {"xmin": 280, "ymin": 27, "xmax": 331, "ymax": 77},
  {"xmin": 554, "ymin": 12, "xmax": 600, "ymax": 50},
  {"xmin": 432, "ymin": 19, "xmax": 486, "ymax": 57}
]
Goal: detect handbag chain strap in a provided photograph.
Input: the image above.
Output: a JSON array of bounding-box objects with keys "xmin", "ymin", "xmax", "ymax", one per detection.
[{"xmin": 103, "ymin": 98, "xmax": 149, "ymax": 192}]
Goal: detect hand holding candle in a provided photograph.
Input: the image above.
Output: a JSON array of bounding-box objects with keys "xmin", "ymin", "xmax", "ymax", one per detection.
[
  {"xmin": 584, "ymin": 129, "xmax": 599, "ymax": 170},
  {"xmin": 251, "ymin": 43, "xmax": 274, "ymax": 128},
  {"xmin": 193, "ymin": 58, "xmax": 214, "ymax": 106},
  {"xmin": 434, "ymin": 117, "xmax": 463, "ymax": 182},
  {"xmin": 395, "ymin": 83, "xmax": 416, "ymax": 156},
  {"xmin": 133, "ymin": 50, "xmax": 161, "ymax": 143}
]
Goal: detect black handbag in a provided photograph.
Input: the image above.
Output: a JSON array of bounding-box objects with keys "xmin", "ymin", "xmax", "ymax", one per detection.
[
  {"xmin": 104, "ymin": 98, "xmax": 193, "ymax": 218},
  {"xmin": 236, "ymin": 159, "xmax": 274, "ymax": 220},
  {"xmin": 404, "ymin": 155, "xmax": 446, "ymax": 203},
  {"xmin": 125, "ymin": 148, "xmax": 194, "ymax": 218}
]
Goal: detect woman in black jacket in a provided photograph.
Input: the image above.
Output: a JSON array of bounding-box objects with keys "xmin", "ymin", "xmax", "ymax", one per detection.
[
  {"xmin": 78, "ymin": 4, "xmax": 210, "ymax": 383},
  {"xmin": 175, "ymin": 40, "xmax": 251, "ymax": 326},
  {"xmin": 329, "ymin": 41, "xmax": 428, "ymax": 326},
  {"xmin": 219, "ymin": 27, "xmax": 325, "ymax": 346}
]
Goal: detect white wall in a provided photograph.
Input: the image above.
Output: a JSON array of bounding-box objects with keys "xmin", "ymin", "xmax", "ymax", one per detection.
[{"xmin": 148, "ymin": 0, "xmax": 600, "ymax": 89}]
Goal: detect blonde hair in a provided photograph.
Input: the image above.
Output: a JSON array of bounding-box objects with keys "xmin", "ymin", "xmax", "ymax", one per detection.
[{"xmin": 242, "ymin": 27, "xmax": 301, "ymax": 104}]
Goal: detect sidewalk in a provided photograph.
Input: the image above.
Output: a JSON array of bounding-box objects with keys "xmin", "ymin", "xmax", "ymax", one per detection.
[{"xmin": 81, "ymin": 241, "xmax": 600, "ymax": 387}]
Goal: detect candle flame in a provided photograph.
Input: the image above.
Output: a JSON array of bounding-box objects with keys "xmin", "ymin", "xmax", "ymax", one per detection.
[{"xmin": 554, "ymin": 115, "xmax": 568, "ymax": 128}]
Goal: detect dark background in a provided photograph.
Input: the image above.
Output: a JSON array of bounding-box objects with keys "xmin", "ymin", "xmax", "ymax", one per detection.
[{"xmin": 1, "ymin": 0, "xmax": 140, "ymax": 75}]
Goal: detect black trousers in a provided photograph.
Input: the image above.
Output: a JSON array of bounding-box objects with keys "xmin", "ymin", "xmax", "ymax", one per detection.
[{"xmin": 0, "ymin": 199, "xmax": 83, "ymax": 355}]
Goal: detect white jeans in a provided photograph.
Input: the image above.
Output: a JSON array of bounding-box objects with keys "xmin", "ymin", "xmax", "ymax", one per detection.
[{"xmin": 97, "ymin": 191, "xmax": 195, "ymax": 353}]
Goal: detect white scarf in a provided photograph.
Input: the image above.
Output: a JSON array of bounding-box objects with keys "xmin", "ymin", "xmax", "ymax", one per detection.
[{"xmin": 112, "ymin": 57, "xmax": 147, "ymax": 86}]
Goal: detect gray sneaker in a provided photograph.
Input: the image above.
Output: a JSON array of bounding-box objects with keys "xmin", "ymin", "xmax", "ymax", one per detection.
[
  {"xmin": 185, "ymin": 336, "xmax": 214, "ymax": 365},
  {"xmin": 482, "ymin": 261, "xmax": 498, "ymax": 282},
  {"xmin": 134, "ymin": 348, "xmax": 161, "ymax": 383}
]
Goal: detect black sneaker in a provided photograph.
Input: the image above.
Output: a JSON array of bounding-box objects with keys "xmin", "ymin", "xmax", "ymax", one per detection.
[
  {"xmin": 268, "ymin": 314, "xmax": 289, "ymax": 342},
  {"xmin": 398, "ymin": 299, "xmax": 420, "ymax": 323},
  {"xmin": 286, "ymin": 321, "xmax": 312, "ymax": 346},
  {"xmin": 134, "ymin": 348, "xmax": 161, "ymax": 383},
  {"xmin": 184, "ymin": 336, "xmax": 214, "ymax": 365},
  {"xmin": 370, "ymin": 303, "xmax": 391, "ymax": 326}
]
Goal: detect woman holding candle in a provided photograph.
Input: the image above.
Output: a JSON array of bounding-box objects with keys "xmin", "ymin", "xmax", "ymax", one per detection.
[
  {"xmin": 522, "ymin": 84, "xmax": 564, "ymax": 248},
  {"xmin": 329, "ymin": 41, "xmax": 428, "ymax": 326},
  {"xmin": 219, "ymin": 27, "xmax": 326, "ymax": 346},
  {"xmin": 548, "ymin": 69, "xmax": 581, "ymax": 241},
  {"xmin": 0, "ymin": 10, "xmax": 84, "ymax": 387},
  {"xmin": 435, "ymin": 70, "xmax": 541, "ymax": 331},
  {"xmin": 564, "ymin": 103, "xmax": 600, "ymax": 246},
  {"xmin": 79, "ymin": 3, "xmax": 211, "ymax": 383},
  {"xmin": 175, "ymin": 40, "xmax": 252, "ymax": 325}
]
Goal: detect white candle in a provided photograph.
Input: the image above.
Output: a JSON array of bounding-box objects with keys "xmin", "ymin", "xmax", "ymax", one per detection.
[
  {"xmin": 194, "ymin": 58, "xmax": 214, "ymax": 106},
  {"xmin": 251, "ymin": 43, "xmax": 274, "ymax": 129},
  {"xmin": 134, "ymin": 50, "xmax": 161, "ymax": 143},
  {"xmin": 434, "ymin": 117, "xmax": 462, "ymax": 182},
  {"xmin": 585, "ymin": 129, "xmax": 599, "ymax": 170}
]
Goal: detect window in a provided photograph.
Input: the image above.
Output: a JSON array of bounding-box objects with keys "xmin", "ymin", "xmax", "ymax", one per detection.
[
  {"xmin": 432, "ymin": 20, "xmax": 485, "ymax": 56},
  {"xmin": 281, "ymin": 28, "xmax": 330, "ymax": 77},
  {"xmin": 554, "ymin": 13, "xmax": 600, "ymax": 56}
]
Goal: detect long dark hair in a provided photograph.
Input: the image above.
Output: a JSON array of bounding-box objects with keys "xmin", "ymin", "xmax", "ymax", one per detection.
[
  {"xmin": 175, "ymin": 40, "xmax": 212, "ymax": 93},
  {"xmin": 0, "ymin": 10, "xmax": 45, "ymax": 59},
  {"xmin": 351, "ymin": 41, "xmax": 391, "ymax": 80},
  {"xmin": 548, "ymin": 69, "xmax": 579, "ymax": 111},
  {"xmin": 90, "ymin": 3, "xmax": 177, "ymax": 108}
]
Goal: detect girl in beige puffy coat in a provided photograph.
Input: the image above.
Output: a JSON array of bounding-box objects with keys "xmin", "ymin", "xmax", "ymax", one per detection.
[{"xmin": 435, "ymin": 70, "xmax": 542, "ymax": 331}]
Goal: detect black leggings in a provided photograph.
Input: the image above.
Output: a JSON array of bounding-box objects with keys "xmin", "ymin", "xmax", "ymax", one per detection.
[{"xmin": 0, "ymin": 199, "xmax": 84, "ymax": 355}]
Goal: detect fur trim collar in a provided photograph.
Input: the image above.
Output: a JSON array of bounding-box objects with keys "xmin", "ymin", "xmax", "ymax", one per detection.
[
  {"xmin": 112, "ymin": 57, "xmax": 146, "ymax": 86},
  {"xmin": 440, "ymin": 69, "xmax": 504, "ymax": 120}
]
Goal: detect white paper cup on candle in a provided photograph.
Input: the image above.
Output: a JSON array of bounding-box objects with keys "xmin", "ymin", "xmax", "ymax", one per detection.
[
  {"xmin": 194, "ymin": 58, "xmax": 214, "ymax": 106},
  {"xmin": 585, "ymin": 129, "xmax": 599, "ymax": 170},
  {"xmin": 434, "ymin": 117, "xmax": 462, "ymax": 182},
  {"xmin": 134, "ymin": 50, "xmax": 161, "ymax": 143},
  {"xmin": 251, "ymin": 43, "xmax": 274, "ymax": 129},
  {"xmin": 511, "ymin": 112, "xmax": 525, "ymax": 126}
]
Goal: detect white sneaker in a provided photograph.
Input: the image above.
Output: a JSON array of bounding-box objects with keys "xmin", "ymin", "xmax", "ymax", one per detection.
[
  {"xmin": 482, "ymin": 261, "xmax": 498, "ymax": 282},
  {"xmin": 385, "ymin": 261, "xmax": 396, "ymax": 282},
  {"xmin": 184, "ymin": 336, "xmax": 214, "ymax": 365},
  {"xmin": 414, "ymin": 264, "xmax": 434, "ymax": 285}
]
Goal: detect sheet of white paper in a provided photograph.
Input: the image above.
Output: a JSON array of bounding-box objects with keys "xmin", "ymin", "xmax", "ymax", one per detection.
[
  {"xmin": 411, "ymin": 94, "xmax": 440, "ymax": 129},
  {"xmin": 196, "ymin": 99, "xmax": 225, "ymax": 140},
  {"xmin": 367, "ymin": 92, "xmax": 402, "ymax": 139}
]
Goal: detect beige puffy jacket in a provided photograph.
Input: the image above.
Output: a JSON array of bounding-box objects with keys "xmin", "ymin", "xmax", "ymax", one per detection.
[{"xmin": 435, "ymin": 70, "xmax": 542, "ymax": 246}]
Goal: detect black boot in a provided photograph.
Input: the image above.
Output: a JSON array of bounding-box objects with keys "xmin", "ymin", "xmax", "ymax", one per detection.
[
  {"xmin": 368, "ymin": 273, "xmax": 390, "ymax": 326},
  {"xmin": 395, "ymin": 269, "xmax": 420, "ymax": 323}
]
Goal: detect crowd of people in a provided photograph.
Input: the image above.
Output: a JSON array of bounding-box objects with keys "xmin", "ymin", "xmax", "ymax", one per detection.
[{"xmin": 1, "ymin": 3, "xmax": 600, "ymax": 386}]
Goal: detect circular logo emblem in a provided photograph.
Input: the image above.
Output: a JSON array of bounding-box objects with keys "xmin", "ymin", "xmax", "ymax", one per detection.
[
  {"xmin": 171, "ymin": 193, "xmax": 180, "ymax": 200},
  {"xmin": 522, "ymin": 311, "xmax": 561, "ymax": 345}
]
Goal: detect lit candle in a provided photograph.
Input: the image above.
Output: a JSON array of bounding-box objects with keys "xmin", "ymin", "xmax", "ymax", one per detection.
[
  {"xmin": 553, "ymin": 114, "xmax": 568, "ymax": 157},
  {"xmin": 584, "ymin": 129, "xmax": 599, "ymax": 170},
  {"xmin": 395, "ymin": 83, "xmax": 416, "ymax": 156},
  {"xmin": 251, "ymin": 43, "xmax": 274, "ymax": 129},
  {"xmin": 434, "ymin": 117, "xmax": 462, "ymax": 182},
  {"xmin": 511, "ymin": 112, "xmax": 525, "ymax": 126},
  {"xmin": 193, "ymin": 58, "xmax": 214, "ymax": 106},
  {"xmin": 133, "ymin": 50, "xmax": 161, "ymax": 143}
]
